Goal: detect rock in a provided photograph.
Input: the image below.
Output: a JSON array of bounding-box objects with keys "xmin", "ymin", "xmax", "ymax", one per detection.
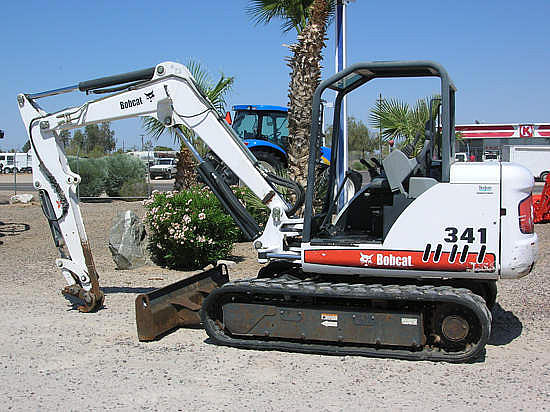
[
  {"xmin": 108, "ymin": 210, "xmax": 147, "ymax": 270},
  {"xmin": 10, "ymin": 194, "xmax": 34, "ymax": 204}
]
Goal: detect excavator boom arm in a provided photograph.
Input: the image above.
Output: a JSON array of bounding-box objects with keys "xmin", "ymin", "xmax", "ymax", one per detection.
[{"xmin": 18, "ymin": 61, "xmax": 300, "ymax": 312}]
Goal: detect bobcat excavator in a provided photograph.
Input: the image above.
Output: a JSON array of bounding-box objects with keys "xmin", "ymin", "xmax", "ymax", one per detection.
[{"xmin": 18, "ymin": 60, "xmax": 537, "ymax": 362}]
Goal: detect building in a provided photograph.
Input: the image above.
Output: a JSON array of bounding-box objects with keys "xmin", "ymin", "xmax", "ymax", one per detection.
[{"xmin": 455, "ymin": 123, "xmax": 550, "ymax": 161}]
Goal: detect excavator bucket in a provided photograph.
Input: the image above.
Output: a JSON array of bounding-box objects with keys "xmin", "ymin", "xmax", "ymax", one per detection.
[{"xmin": 135, "ymin": 264, "xmax": 229, "ymax": 341}]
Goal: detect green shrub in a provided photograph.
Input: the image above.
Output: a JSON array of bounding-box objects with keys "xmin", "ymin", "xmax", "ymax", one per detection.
[
  {"xmin": 352, "ymin": 160, "xmax": 366, "ymax": 170},
  {"xmin": 120, "ymin": 178, "xmax": 149, "ymax": 197},
  {"xmin": 144, "ymin": 187, "xmax": 239, "ymax": 270},
  {"xmin": 104, "ymin": 154, "xmax": 147, "ymax": 197},
  {"xmin": 231, "ymin": 186, "xmax": 270, "ymax": 240},
  {"xmin": 68, "ymin": 156, "xmax": 107, "ymax": 197}
]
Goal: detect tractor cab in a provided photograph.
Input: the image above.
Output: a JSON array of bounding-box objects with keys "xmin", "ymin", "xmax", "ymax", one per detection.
[
  {"xmin": 304, "ymin": 61, "xmax": 456, "ymax": 244},
  {"xmin": 229, "ymin": 105, "xmax": 290, "ymax": 170}
]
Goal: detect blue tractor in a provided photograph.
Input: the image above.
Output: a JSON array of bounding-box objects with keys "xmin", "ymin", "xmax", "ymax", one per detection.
[{"xmin": 229, "ymin": 105, "xmax": 331, "ymax": 172}]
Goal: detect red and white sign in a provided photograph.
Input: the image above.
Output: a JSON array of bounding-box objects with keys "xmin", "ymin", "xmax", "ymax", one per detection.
[
  {"xmin": 519, "ymin": 125, "xmax": 534, "ymax": 138},
  {"xmin": 304, "ymin": 249, "xmax": 495, "ymax": 272},
  {"xmin": 455, "ymin": 123, "xmax": 550, "ymax": 139}
]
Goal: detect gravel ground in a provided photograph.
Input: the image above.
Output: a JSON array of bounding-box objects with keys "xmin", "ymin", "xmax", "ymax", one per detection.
[{"xmin": 0, "ymin": 198, "xmax": 549, "ymax": 411}]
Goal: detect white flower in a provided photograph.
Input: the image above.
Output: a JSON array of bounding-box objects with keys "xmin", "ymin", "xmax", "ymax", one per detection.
[{"xmin": 198, "ymin": 213, "xmax": 206, "ymax": 220}]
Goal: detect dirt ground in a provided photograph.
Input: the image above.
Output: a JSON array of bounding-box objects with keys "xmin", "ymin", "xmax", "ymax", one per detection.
[{"xmin": 0, "ymin": 197, "xmax": 549, "ymax": 411}]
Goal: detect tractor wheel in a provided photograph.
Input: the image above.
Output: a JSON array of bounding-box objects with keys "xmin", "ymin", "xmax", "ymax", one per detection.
[{"xmin": 254, "ymin": 150, "xmax": 285, "ymax": 174}]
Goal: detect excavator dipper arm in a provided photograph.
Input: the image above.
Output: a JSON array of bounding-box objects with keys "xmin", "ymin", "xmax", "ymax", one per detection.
[{"xmin": 18, "ymin": 62, "xmax": 300, "ymax": 312}]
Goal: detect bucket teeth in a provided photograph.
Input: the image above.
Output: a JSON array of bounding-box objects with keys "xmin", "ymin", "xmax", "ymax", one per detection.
[{"xmin": 61, "ymin": 285, "xmax": 104, "ymax": 312}]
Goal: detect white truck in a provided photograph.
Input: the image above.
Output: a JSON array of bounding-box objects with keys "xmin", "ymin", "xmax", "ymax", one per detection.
[
  {"xmin": 127, "ymin": 150, "xmax": 178, "ymax": 167},
  {"xmin": 503, "ymin": 145, "xmax": 550, "ymax": 181},
  {"xmin": 149, "ymin": 157, "xmax": 177, "ymax": 179}
]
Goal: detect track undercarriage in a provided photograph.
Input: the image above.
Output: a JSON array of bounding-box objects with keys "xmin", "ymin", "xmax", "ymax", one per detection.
[{"xmin": 201, "ymin": 273, "xmax": 493, "ymax": 362}]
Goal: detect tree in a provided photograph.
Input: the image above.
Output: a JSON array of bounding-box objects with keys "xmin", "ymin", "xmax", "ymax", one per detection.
[
  {"xmin": 21, "ymin": 140, "xmax": 31, "ymax": 152},
  {"xmin": 142, "ymin": 60, "xmax": 234, "ymax": 191},
  {"xmin": 369, "ymin": 95, "xmax": 439, "ymax": 155},
  {"xmin": 247, "ymin": 0, "xmax": 335, "ymax": 187},
  {"xmin": 85, "ymin": 123, "xmax": 116, "ymax": 154},
  {"xmin": 347, "ymin": 117, "xmax": 377, "ymax": 157},
  {"xmin": 154, "ymin": 145, "xmax": 174, "ymax": 152},
  {"xmin": 65, "ymin": 123, "xmax": 115, "ymax": 156},
  {"xmin": 325, "ymin": 117, "xmax": 377, "ymax": 155},
  {"xmin": 59, "ymin": 130, "xmax": 71, "ymax": 149}
]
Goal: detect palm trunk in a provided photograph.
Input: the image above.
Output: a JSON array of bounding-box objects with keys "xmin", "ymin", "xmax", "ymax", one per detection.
[
  {"xmin": 174, "ymin": 147, "xmax": 197, "ymax": 191},
  {"xmin": 286, "ymin": 0, "xmax": 329, "ymax": 188}
]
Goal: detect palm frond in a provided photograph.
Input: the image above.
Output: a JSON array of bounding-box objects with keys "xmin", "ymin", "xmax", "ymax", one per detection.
[
  {"xmin": 142, "ymin": 59, "xmax": 234, "ymax": 139},
  {"xmin": 247, "ymin": 0, "xmax": 334, "ymax": 33},
  {"xmin": 369, "ymin": 98, "xmax": 411, "ymax": 142}
]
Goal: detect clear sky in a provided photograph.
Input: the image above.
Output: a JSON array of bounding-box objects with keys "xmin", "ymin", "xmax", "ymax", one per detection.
[{"xmin": 1, "ymin": 0, "xmax": 549, "ymax": 152}]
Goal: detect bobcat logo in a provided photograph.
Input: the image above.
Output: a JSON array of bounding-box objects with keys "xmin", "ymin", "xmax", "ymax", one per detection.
[
  {"xmin": 144, "ymin": 91, "xmax": 155, "ymax": 101},
  {"xmin": 360, "ymin": 253, "xmax": 374, "ymax": 267}
]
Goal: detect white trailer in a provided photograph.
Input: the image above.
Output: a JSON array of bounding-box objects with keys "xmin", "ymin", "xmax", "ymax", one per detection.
[
  {"xmin": 0, "ymin": 153, "xmax": 15, "ymax": 172},
  {"xmin": 503, "ymin": 145, "xmax": 550, "ymax": 181},
  {"xmin": 15, "ymin": 152, "xmax": 32, "ymax": 172},
  {"xmin": 127, "ymin": 150, "xmax": 177, "ymax": 166},
  {"xmin": 0, "ymin": 152, "xmax": 32, "ymax": 173}
]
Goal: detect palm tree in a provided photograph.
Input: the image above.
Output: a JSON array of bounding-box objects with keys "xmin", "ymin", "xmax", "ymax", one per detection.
[
  {"xmin": 247, "ymin": 0, "xmax": 335, "ymax": 187},
  {"xmin": 369, "ymin": 96, "xmax": 440, "ymax": 155},
  {"xmin": 142, "ymin": 60, "xmax": 234, "ymax": 191}
]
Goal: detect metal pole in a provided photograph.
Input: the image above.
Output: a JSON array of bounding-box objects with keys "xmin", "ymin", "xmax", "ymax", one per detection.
[
  {"xmin": 13, "ymin": 167, "xmax": 17, "ymax": 196},
  {"xmin": 76, "ymin": 146, "xmax": 80, "ymax": 200},
  {"xmin": 377, "ymin": 93, "xmax": 384, "ymax": 162},
  {"xmin": 335, "ymin": 0, "xmax": 349, "ymax": 210}
]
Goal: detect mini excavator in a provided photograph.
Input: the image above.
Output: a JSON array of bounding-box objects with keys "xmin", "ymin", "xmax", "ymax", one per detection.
[{"xmin": 18, "ymin": 60, "xmax": 537, "ymax": 362}]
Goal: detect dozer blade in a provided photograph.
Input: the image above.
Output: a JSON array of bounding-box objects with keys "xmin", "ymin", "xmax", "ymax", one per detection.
[{"xmin": 135, "ymin": 264, "xmax": 229, "ymax": 341}]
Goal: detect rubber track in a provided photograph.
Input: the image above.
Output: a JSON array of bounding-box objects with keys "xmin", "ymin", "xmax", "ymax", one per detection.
[{"xmin": 201, "ymin": 278, "xmax": 492, "ymax": 363}]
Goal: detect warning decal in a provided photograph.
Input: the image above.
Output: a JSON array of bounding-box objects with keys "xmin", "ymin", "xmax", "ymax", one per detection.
[{"xmin": 320, "ymin": 313, "xmax": 338, "ymax": 327}]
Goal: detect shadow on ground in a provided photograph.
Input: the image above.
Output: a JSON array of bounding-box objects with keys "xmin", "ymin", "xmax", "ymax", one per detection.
[
  {"xmin": 101, "ymin": 286, "xmax": 157, "ymax": 294},
  {"xmin": 63, "ymin": 286, "xmax": 158, "ymax": 310},
  {"xmin": 0, "ymin": 221, "xmax": 31, "ymax": 244},
  {"xmin": 488, "ymin": 303, "xmax": 523, "ymax": 346}
]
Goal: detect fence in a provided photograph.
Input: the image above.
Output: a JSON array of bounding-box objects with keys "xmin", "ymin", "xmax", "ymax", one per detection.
[{"xmin": 0, "ymin": 169, "xmax": 174, "ymax": 201}]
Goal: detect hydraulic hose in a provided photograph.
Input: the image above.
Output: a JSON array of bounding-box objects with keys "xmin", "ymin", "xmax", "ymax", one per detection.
[{"xmin": 265, "ymin": 171, "xmax": 305, "ymax": 217}]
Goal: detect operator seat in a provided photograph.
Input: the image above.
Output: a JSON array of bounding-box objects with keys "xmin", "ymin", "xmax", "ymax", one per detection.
[
  {"xmin": 382, "ymin": 128, "xmax": 436, "ymax": 198},
  {"xmin": 382, "ymin": 149, "xmax": 418, "ymax": 195}
]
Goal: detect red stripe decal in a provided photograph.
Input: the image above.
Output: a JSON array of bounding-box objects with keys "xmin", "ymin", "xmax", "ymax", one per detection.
[
  {"xmin": 455, "ymin": 125, "xmax": 515, "ymax": 131},
  {"xmin": 304, "ymin": 249, "xmax": 495, "ymax": 272},
  {"xmin": 460, "ymin": 132, "xmax": 514, "ymax": 138}
]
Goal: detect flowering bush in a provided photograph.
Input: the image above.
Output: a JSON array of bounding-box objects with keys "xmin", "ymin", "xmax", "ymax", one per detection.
[{"xmin": 143, "ymin": 187, "xmax": 239, "ymax": 270}]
